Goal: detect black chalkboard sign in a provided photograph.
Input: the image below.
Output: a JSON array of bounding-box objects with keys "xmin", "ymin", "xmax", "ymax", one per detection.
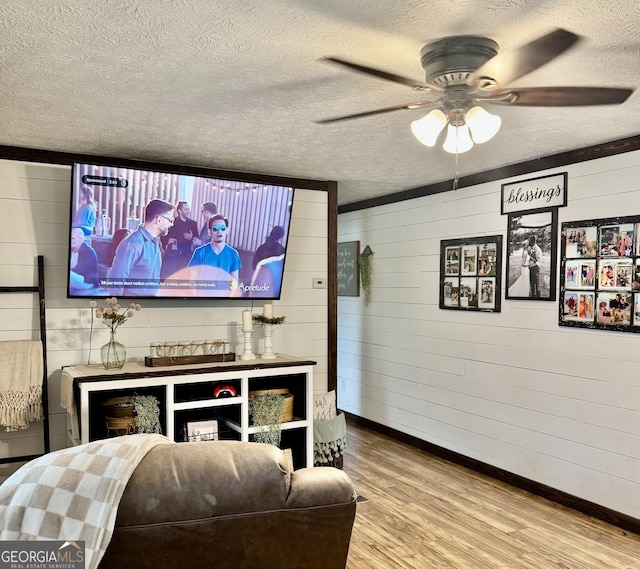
[{"xmin": 337, "ymin": 241, "xmax": 360, "ymax": 297}]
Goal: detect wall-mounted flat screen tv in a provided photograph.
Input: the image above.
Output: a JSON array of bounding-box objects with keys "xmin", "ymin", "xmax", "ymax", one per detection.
[{"xmin": 68, "ymin": 162, "xmax": 294, "ymax": 299}]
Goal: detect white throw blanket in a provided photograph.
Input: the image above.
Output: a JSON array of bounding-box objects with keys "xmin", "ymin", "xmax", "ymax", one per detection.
[
  {"xmin": 0, "ymin": 434, "xmax": 172, "ymax": 569},
  {"xmin": 0, "ymin": 339, "xmax": 44, "ymax": 431}
]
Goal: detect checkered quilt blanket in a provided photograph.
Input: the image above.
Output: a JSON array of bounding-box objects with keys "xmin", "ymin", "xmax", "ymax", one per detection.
[{"xmin": 0, "ymin": 434, "xmax": 172, "ymax": 569}]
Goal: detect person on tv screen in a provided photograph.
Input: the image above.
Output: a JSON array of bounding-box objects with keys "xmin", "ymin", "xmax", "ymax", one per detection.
[
  {"xmin": 73, "ymin": 185, "xmax": 96, "ymax": 239},
  {"xmin": 193, "ymin": 201, "xmax": 218, "ymax": 247},
  {"xmin": 188, "ymin": 214, "xmax": 242, "ymax": 292},
  {"xmin": 107, "ymin": 199, "xmax": 174, "ymax": 296},
  {"xmin": 161, "ymin": 200, "xmax": 199, "ymax": 278},
  {"xmin": 69, "ymin": 227, "xmax": 100, "ymax": 293},
  {"xmin": 252, "ymin": 225, "xmax": 285, "ymax": 270},
  {"xmin": 250, "ymin": 254, "xmax": 284, "ymax": 297}
]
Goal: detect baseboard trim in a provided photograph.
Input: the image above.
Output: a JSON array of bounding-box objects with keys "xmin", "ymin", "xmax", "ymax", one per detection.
[{"xmin": 344, "ymin": 412, "xmax": 640, "ymax": 536}]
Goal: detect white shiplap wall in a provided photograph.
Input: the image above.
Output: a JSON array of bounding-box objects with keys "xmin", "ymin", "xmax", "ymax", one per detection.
[
  {"xmin": 338, "ymin": 150, "xmax": 640, "ymax": 520},
  {"xmin": 0, "ymin": 160, "xmax": 328, "ymax": 475}
]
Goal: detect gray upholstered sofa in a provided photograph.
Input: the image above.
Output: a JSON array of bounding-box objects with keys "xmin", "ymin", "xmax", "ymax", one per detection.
[{"xmin": 98, "ymin": 441, "xmax": 357, "ymax": 569}]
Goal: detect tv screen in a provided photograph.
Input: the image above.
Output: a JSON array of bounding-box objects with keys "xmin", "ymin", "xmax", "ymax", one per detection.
[{"xmin": 68, "ymin": 163, "xmax": 294, "ymax": 299}]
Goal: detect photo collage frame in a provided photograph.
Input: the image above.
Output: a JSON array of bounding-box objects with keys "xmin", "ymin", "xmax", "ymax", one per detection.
[
  {"xmin": 560, "ymin": 215, "xmax": 640, "ymax": 332},
  {"xmin": 440, "ymin": 235, "xmax": 503, "ymax": 312}
]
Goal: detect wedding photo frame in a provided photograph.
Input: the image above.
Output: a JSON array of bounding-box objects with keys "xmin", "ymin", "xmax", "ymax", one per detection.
[
  {"xmin": 559, "ymin": 214, "xmax": 640, "ymax": 333},
  {"xmin": 505, "ymin": 208, "xmax": 558, "ymax": 301},
  {"xmin": 440, "ymin": 235, "xmax": 503, "ymax": 312}
]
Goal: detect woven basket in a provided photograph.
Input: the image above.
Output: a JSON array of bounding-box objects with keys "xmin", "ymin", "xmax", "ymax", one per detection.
[
  {"xmin": 280, "ymin": 394, "xmax": 294, "ymax": 422},
  {"xmin": 102, "ymin": 396, "xmax": 135, "ymax": 418},
  {"xmin": 249, "ymin": 389, "xmax": 294, "ymax": 422},
  {"xmin": 105, "ymin": 415, "xmax": 137, "ymax": 436}
]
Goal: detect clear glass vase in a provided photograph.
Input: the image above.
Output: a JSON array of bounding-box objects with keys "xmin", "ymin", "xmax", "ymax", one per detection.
[{"xmin": 101, "ymin": 330, "xmax": 126, "ymax": 370}]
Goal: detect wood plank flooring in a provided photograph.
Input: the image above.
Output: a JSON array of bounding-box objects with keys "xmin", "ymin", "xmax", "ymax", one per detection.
[{"xmin": 343, "ymin": 422, "xmax": 640, "ymax": 569}]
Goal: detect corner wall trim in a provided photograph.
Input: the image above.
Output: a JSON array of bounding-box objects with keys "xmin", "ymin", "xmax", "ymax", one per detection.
[{"xmin": 345, "ymin": 412, "xmax": 640, "ymax": 537}]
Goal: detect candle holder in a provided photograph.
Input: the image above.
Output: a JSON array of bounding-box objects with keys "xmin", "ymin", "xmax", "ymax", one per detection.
[
  {"xmin": 240, "ymin": 327, "xmax": 256, "ymax": 360},
  {"xmin": 261, "ymin": 323, "xmax": 276, "ymax": 359}
]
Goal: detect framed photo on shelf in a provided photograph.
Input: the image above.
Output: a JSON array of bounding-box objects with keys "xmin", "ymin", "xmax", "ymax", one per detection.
[
  {"xmin": 559, "ymin": 215, "xmax": 640, "ymax": 333},
  {"xmin": 439, "ymin": 235, "xmax": 502, "ymax": 312},
  {"xmin": 185, "ymin": 419, "xmax": 219, "ymax": 442},
  {"xmin": 505, "ymin": 209, "xmax": 558, "ymax": 301}
]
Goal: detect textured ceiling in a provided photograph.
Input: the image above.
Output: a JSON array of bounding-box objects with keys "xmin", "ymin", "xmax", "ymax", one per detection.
[{"xmin": 1, "ymin": 0, "xmax": 639, "ymax": 206}]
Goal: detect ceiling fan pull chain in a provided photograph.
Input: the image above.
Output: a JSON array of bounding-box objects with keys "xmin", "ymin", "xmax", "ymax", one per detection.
[{"xmin": 453, "ymin": 150, "xmax": 460, "ymax": 191}]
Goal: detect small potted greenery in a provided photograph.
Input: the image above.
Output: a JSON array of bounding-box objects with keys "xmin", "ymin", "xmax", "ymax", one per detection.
[
  {"xmin": 132, "ymin": 394, "xmax": 162, "ymax": 434},
  {"xmin": 249, "ymin": 391, "xmax": 286, "ymax": 447}
]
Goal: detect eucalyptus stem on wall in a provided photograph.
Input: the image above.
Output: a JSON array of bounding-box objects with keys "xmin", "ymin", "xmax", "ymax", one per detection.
[{"xmin": 359, "ymin": 246, "xmax": 373, "ymax": 305}]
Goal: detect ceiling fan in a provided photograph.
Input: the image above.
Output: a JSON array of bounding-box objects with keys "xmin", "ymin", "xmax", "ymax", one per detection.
[{"xmin": 317, "ymin": 29, "xmax": 634, "ymax": 154}]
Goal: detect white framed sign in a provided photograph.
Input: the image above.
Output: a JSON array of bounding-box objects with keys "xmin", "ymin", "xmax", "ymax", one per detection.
[
  {"xmin": 501, "ymin": 172, "xmax": 567, "ymax": 215},
  {"xmin": 186, "ymin": 419, "xmax": 218, "ymax": 442}
]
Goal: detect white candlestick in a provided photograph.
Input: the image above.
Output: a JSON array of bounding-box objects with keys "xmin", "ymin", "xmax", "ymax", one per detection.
[
  {"xmin": 240, "ymin": 329, "xmax": 256, "ymax": 360},
  {"xmin": 242, "ymin": 310, "xmax": 253, "ymax": 330},
  {"xmin": 261, "ymin": 323, "xmax": 276, "ymax": 359},
  {"xmin": 263, "ymin": 303, "xmax": 273, "ymax": 319}
]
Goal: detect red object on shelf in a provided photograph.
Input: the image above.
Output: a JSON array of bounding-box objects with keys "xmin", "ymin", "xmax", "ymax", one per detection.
[{"xmin": 213, "ymin": 384, "xmax": 237, "ymax": 398}]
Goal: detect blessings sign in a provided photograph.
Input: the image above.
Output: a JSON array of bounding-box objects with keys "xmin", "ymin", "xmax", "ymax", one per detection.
[{"xmin": 501, "ymin": 172, "xmax": 567, "ymax": 214}]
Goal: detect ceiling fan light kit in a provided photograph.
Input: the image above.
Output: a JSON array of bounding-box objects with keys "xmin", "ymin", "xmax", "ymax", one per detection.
[
  {"xmin": 464, "ymin": 106, "xmax": 502, "ymax": 144},
  {"xmin": 319, "ymin": 28, "xmax": 634, "ymax": 156},
  {"xmin": 412, "ymin": 106, "xmax": 502, "ymax": 153},
  {"xmin": 442, "ymin": 122, "xmax": 474, "ymax": 154},
  {"xmin": 410, "ymin": 109, "xmax": 447, "ymax": 147}
]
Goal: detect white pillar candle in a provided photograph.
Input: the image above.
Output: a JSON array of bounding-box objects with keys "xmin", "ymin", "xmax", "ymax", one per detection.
[
  {"xmin": 263, "ymin": 303, "xmax": 273, "ymax": 319},
  {"xmin": 242, "ymin": 310, "xmax": 253, "ymax": 330}
]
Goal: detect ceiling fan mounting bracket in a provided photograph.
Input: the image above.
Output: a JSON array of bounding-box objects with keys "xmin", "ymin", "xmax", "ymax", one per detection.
[
  {"xmin": 441, "ymin": 85, "xmax": 474, "ymax": 114},
  {"xmin": 420, "ymin": 35, "xmax": 498, "ymax": 88}
]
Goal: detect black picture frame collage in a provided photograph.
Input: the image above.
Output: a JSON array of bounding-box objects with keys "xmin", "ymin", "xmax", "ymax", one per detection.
[
  {"xmin": 559, "ymin": 215, "xmax": 640, "ymax": 332},
  {"xmin": 440, "ymin": 236, "xmax": 503, "ymax": 312}
]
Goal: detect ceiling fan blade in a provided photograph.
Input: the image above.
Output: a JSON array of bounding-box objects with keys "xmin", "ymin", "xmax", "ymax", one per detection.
[
  {"xmin": 467, "ymin": 28, "xmax": 581, "ymax": 89},
  {"xmin": 315, "ymin": 100, "xmax": 440, "ymax": 124},
  {"xmin": 480, "ymin": 86, "xmax": 634, "ymax": 106},
  {"xmin": 321, "ymin": 57, "xmax": 444, "ymax": 93}
]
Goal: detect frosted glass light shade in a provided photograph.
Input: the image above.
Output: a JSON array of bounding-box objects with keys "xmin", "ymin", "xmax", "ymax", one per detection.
[
  {"xmin": 443, "ymin": 123, "xmax": 474, "ymax": 154},
  {"xmin": 465, "ymin": 106, "xmax": 501, "ymax": 144},
  {"xmin": 410, "ymin": 109, "xmax": 447, "ymax": 147}
]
